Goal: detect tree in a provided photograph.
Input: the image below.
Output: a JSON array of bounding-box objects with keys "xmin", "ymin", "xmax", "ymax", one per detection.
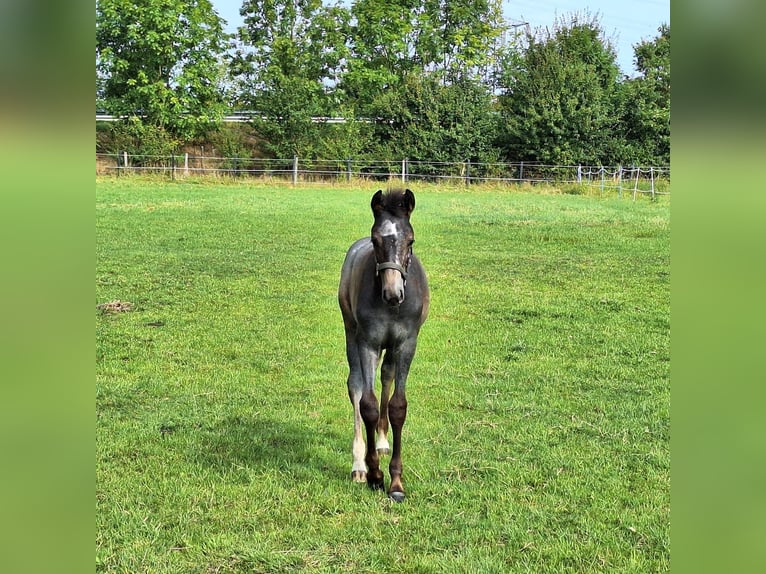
[
  {"xmin": 497, "ymin": 12, "xmax": 624, "ymax": 165},
  {"xmin": 346, "ymin": 0, "xmax": 503, "ymax": 83},
  {"xmin": 433, "ymin": 0, "xmax": 505, "ymax": 82},
  {"xmin": 96, "ymin": 0, "xmax": 229, "ymax": 141},
  {"xmin": 619, "ymin": 24, "xmax": 670, "ymax": 164},
  {"xmin": 363, "ymin": 73, "xmax": 498, "ymax": 165},
  {"xmin": 232, "ymin": 0, "xmax": 351, "ymax": 158},
  {"xmin": 343, "ymin": 0, "xmax": 505, "ymax": 162}
]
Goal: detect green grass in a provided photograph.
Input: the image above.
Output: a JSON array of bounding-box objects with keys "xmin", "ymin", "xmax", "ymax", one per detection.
[{"xmin": 97, "ymin": 178, "xmax": 669, "ymax": 573}]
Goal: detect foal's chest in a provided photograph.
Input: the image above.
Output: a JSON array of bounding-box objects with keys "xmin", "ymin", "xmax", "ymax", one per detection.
[{"xmin": 357, "ymin": 303, "xmax": 421, "ymax": 347}]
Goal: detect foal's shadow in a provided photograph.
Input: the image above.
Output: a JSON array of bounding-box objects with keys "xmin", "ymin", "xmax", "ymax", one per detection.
[{"xmin": 192, "ymin": 414, "xmax": 347, "ymax": 482}]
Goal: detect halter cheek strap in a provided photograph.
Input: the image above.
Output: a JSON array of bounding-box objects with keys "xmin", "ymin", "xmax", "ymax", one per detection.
[{"xmin": 376, "ymin": 261, "xmax": 408, "ymax": 281}]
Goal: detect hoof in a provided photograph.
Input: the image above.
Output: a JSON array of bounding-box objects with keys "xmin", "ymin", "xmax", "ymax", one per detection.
[
  {"xmin": 367, "ymin": 470, "xmax": 385, "ymax": 491},
  {"xmin": 388, "ymin": 490, "xmax": 406, "ymax": 503},
  {"xmin": 376, "ymin": 447, "xmax": 390, "ymax": 456},
  {"xmin": 367, "ymin": 479, "xmax": 385, "ymax": 491},
  {"xmin": 351, "ymin": 470, "xmax": 367, "ymax": 483},
  {"xmin": 375, "ymin": 437, "xmax": 390, "ymax": 455}
]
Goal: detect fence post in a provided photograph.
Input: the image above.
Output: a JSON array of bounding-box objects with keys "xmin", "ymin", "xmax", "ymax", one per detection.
[
  {"xmin": 292, "ymin": 156, "xmax": 298, "ymax": 185},
  {"xmin": 577, "ymin": 164, "xmax": 581, "ymax": 185},
  {"xmin": 617, "ymin": 165, "xmax": 622, "ymax": 198},
  {"xmin": 184, "ymin": 153, "xmax": 189, "ymax": 176},
  {"xmin": 402, "ymin": 158, "xmax": 407, "ymax": 183},
  {"xmin": 346, "ymin": 158, "xmax": 352, "ymax": 182},
  {"xmin": 650, "ymin": 167, "xmax": 655, "ymax": 200},
  {"xmin": 600, "ymin": 166, "xmax": 605, "ymax": 195},
  {"xmin": 123, "ymin": 151, "xmax": 128, "ymax": 174},
  {"xmin": 519, "ymin": 161, "xmax": 524, "ymax": 182},
  {"xmin": 171, "ymin": 154, "xmax": 176, "ymax": 180},
  {"xmin": 465, "ymin": 160, "xmax": 471, "ymax": 186},
  {"xmin": 633, "ymin": 167, "xmax": 640, "ymax": 201}
]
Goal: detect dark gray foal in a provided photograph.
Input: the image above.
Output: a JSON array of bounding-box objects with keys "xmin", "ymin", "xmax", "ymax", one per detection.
[{"xmin": 338, "ymin": 189, "xmax": 429, "ymax": 502}]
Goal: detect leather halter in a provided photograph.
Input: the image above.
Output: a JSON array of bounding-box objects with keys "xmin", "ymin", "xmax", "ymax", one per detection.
[{"xmin": 375, "ymin": 261, "xmax": 408, "ymax": 281}]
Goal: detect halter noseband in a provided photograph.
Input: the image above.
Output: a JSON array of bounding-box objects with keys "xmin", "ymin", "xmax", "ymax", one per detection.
[{"xmin": 375, "ymin": 261, "xmax": 408, "ymax": 281}]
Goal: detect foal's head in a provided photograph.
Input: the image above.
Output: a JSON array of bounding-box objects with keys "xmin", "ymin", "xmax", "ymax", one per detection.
[{"xmin": 370, "ymin": 189, "xmax": 416, "ymax": 306}]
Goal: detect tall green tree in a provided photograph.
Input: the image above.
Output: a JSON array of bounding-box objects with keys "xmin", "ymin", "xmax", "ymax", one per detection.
[
  {"xmin": 620, "ymin": 24, "xmax": 670, "ymax": 164},
  {"xmin": 360, "ymin": 73, "xmax": 498, "ymax": 165},
  {"xmin": 344, "ymin": 0, "xmax": 505, "ymax": 162},
  {"xmin": 434, "ymin": 0, "xmax": 505, "ymax": 81},
  {"xmin": 232, "ymin": 0, "xmax": 350, "ymax": 158},
  {"xmin": 497, "ymin": 13, "xmax": 623, "ymax": 165},
  {"xmin": 344, "ymin": 0, "xmax": 504, "ymax": 103},
  {"xmin": 96, "ymin": 0, "xmax": 229, "ymax": 140}
]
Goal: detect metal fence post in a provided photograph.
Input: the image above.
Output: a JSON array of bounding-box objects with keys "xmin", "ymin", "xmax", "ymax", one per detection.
[
  {"xmin": 618, "ymin": 165, "xmax": 622, "ymax": 198},
  {"xmin": 292, "ymin": 156, "xmax": 298, "ymax": 185},
  {"xmin": 465, "ymin": 160, "xmax": 471, "ymax": 186},
  {"xmin": 519, "ymin": 161, "xmax": 524, "ymax": 182},
  {"xmin": 346, "ymin": 158, "xmax": 352, "ymax": 182},
  {"xmin": 600, "ymin": 166, "xmax": 605, "ymax": 195},
  {"xmin": 184, "ymin": 153, "xmax": 189, "ymax": 176},
  {"xmin": 650, "ymin": 167, "xmax": 655, "ymax": 200},
  {"xmin": 402, "ymin": 158, "xmax": 407, "ymax": 183},
  {"xmin": 577, "ymin": 164, "xmax": 581, "ymax": 185}
]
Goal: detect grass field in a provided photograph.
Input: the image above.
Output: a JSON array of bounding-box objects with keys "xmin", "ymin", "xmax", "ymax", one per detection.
[{"xmin": 96, "ymin": 178, "xmax": 670, "ymax": 573}]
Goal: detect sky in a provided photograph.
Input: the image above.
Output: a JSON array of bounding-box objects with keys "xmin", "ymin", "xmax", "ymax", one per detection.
[{"xmin": 211, "ymin": 0, "xmax": 670, "ymax": 77}]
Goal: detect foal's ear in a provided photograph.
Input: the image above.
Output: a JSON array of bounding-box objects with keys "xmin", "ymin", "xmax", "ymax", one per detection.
[
  {"xmin": 403, "ymin": 188, "xmax": 415, "ymax": 216},
  {"xmin": 371, "ymin": 190, "xmax": 384, "ymax": 215}
]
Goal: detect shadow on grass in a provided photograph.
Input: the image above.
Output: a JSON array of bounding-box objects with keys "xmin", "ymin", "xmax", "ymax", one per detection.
[{"xmin": 191, "ymin": 414, "xmax": 348, "ymax": 484}]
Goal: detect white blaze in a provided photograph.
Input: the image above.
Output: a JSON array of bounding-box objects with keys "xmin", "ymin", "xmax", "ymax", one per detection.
[{"xmin": 378, "ymin": 220, "xmax": 399, "ymax": 237}]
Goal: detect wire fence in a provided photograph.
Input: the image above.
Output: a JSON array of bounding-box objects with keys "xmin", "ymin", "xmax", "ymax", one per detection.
[{"xmin": 96, "ymin": 153, "xmax": 670, "ymax": 198}]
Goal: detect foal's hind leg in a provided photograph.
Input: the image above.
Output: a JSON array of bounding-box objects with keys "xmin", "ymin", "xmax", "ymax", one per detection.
[
  {"xmin": 376, "ymin": 352, "xmax": 395, "ymax": 455},
  {"xmin": 344, "ymin": 330, "xmax": 367, "ymax": 483},
  {"xmin": 349, "ymin": 387, "xmax": 367, "ymax": 483}
]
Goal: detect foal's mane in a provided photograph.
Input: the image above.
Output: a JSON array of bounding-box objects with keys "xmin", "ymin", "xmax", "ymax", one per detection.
[{"xmin": 376, "ymin": 187, "xmax": 413, "ymax": 218}]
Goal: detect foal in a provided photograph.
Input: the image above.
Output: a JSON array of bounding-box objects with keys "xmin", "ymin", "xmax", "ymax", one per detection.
[{"xmin": 338, "ymin": 188, "xmax": 429, "ymax": 501}]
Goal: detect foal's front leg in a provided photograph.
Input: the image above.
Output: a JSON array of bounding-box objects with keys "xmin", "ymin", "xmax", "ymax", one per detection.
[
  {"xmin": 388, "ymin": 339, "xmax": 417, "ymax": 502},
  {"xmin": 359, "ymin": 344, "xmax": 384, "ymax": 490},
  {"xmin": 387, "ymin": 388, "xmax": 407, "ymax": 501}
]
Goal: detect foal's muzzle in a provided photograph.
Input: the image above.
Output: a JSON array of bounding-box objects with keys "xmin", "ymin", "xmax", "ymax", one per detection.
[{"xmin": 376, "ymin": 262, "xmax": 407, "ymax": 306}]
